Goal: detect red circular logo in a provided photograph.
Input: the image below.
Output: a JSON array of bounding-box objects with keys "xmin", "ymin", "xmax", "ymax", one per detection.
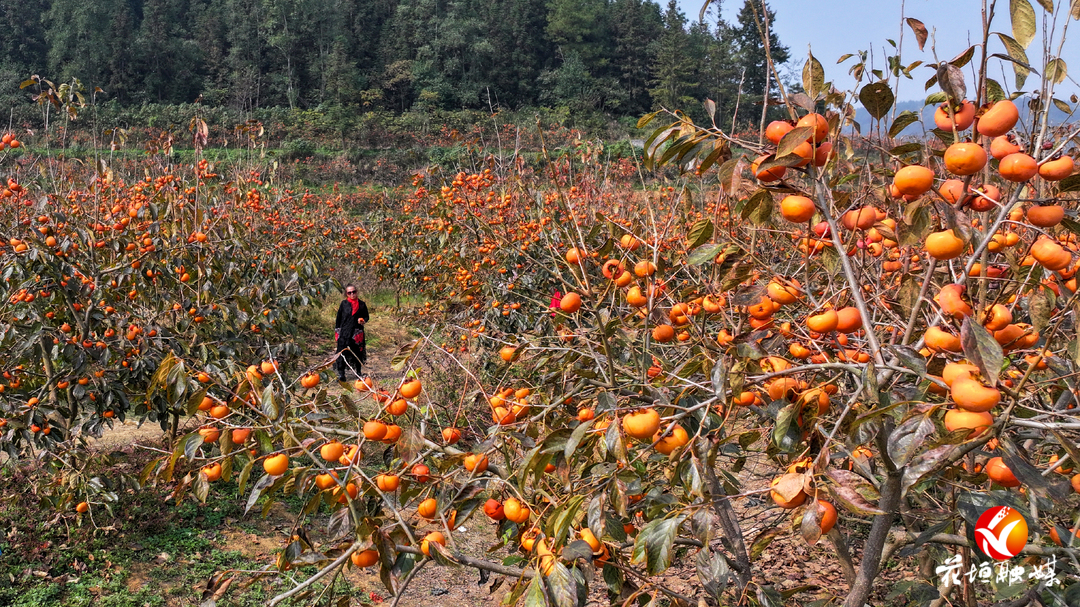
[{"xmin": 974, "ymin": 506, "xmax": 1028, "ymax": 560}]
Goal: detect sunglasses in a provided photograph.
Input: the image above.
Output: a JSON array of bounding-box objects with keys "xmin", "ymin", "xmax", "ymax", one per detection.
[{"xmin": 346, "ymin": 291, "xmax": 356, "ymax": 294}]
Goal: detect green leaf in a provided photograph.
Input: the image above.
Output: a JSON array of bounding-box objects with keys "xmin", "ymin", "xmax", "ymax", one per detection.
[
  {"xmin": 960, "ymin": 316, "xmax": 1004, "ymax": 385},
  {"xmin": 237, "ymin": 456, "xmax": 255, "ymax": 495},
  {"xmin": 146, "ymin": 352, "xmax": 179, "ymax": 400},
  {"xmin": 1011, "ymin": 0, "xmax": 1037, "ymax": 48},
  {"xmin": 181, "ymin": 432, "xmax": 203, "ymax": 460},
  {"xmin": 644, "ymin": 126, "xmax": 679, "ymax": 168},
  {"xmin": 549, "ymin": 495, "xmax": 586, "ymax": 546},
  {"xmin": 630, "ymin": 516, "xmax": 684, "ymax": 575},
  {"xmin": 698, "ymin": 141, "xmax": 729, "ymax": 174},
  {"xmin": 696, "ymin": 548, "xmax": 730, "ymax": 600},
  {"xmin": 889, "ymin": 345, "xmax": 927, "ymax": 376},
  {"xmin": 1046, "ymin": 58, "xmax": 1068, "ymax": 84},
  {"xmin": 900, "ymin": 204, "xmax": 931, "ymax": 246},
  {"xmin": 185, "ymin": 387, "xmax": 208, "ymax": 416},
  {"xmin": 949, "ymin": 45, "xmax": 977, "ymax": 69},
  {"xmin": 924, "ymin": 91, "xmax": 948, "ymax": 105},
  {"xmin": 245, "ymin": 473, "xmax": 273, "ymax": 515},
  {"xmin": 888, "ymin": 111, "xmax": 920, "ymax": 137},
  {"xmin": 565, "ymin": 419, "xmax": 593, "ymax": 460},
  {"xmin": 887, "ymin": 414, "xmax": 935, "ymax": 467},
  {"xmin": 687, "ymin": 243, "xmax": 725, "ymax": 266},
  {"xmin": 686, "ymin": 219, "xmax": 714, "ymax": 250},
  {"xmin": 860, "ymin": 82, "xmax": 895, "ymax": 120},
  {"xmin": 545, "ymin": 562, "xmax": 576, "ymax": 607},
  {"xmin": 889, "ymin": 142, "xmax": 923, "ymax": 157},
  {"xmin": 637, "ymin": 111, "xmax": 660, "ymax": 130},
  {"xmin": 742, "ymin": 189, "xmax": 774, "ymax": 226},
  {"xmin": 587, "ymin": 495, "xmax": 605, "ymax": 540},
  {"xmin": 776, "ymin": 126, "xmax": 813, "ymax": 158},
  {"xmin": 986, "ymin": 78, "xmax": 1007, "ymax": 103},
  {"xmin": 994, "ymin": 33, "xmax": 1032, "ymax": 88},
  {"xmin": 1059, "ymin": 174, "xmax": 1080, "ymax": 193},
  {"xmin": 749, "ymin": 527, "xmax": 783, "ymax": 561},
  {"xmin": 561, "ymin": 540, "xmax": 594, "ymax": 562},
  {"xmin": 826, "ymin": 469, "xmax": 886, "ymax": 515},
  {"xmin": 803, "ymin": 51, "xmax": 825, "ymax": 98},
  {"xmin": 901, "ymin": 445, "xmax": 957, "ymax": 497},
  {"xmin": 772, "ymin": 404, "xmax": 802, "ymax": 452},
  {"xmin": 738, "ymin": 431, "xmax": 761, "ymax": 449},
  {"xmin": 260, "ymin": 385, "xmax": 279, "ymax": 420}
]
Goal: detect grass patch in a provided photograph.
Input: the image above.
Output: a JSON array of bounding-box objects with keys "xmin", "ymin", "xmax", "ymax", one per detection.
[{"xmin": 0, "ymin": 445, "xmax": 375, "ymax": 607}]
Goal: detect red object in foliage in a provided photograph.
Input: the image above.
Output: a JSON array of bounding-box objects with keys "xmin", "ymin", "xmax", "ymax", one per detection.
[{"xmin": 550, "ymin": 290, "xmax": 562, "ymax": 317}]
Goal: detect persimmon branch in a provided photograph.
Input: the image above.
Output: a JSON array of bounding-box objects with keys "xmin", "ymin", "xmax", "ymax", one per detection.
[
  {"xmin": 812, "ymin": 178, "xmax": 885, "ymax": 367},
  {"xmin": 393, "ymin": 544, "xmax": 534, "ymax": 579},
  {"xmin": 268, "ymin": 543, "xmax": 360, "ymax": 607},
  {"xmin": 389, "ymin": 558, "xmax": 428, "ymax": 607}
]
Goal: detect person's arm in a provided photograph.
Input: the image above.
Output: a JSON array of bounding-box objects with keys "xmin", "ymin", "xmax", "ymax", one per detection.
[
  {"xmin": 335, "ymin": 302, "xmax": 345, "ymax": 332},
  {"xmin": 358, "ymin": 301, "xmax": 369, "ymax": 323}
]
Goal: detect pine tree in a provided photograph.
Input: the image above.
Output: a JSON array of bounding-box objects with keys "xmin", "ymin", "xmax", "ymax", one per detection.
[
  {"xmin": 487, "ymin": 0, "xmax": 552, "ymax": 107},
  {"xmin": 648, "ymin": 0, "xmax": 696, "ymax": 110},
  {"xmin": 732, "ymin": 0, "xmax": 789, "ymax": 105},
  {"xmin": 611, "ymin": 0, "xmax": 663, "ymax": 115},
  {"xmin": 134, "ymin": 0, "xmax": 204, "ymax": 103},
  {"xmin": 45, "ymin": 0, "xmax": 128, "ymax": 95},
  {"xmin": 546, "ymin": 0, "xmax": 614, "ymax": 72},
  {"xmin": 697, "ymin": 5, "xmax": 744, "ymax": 126}
]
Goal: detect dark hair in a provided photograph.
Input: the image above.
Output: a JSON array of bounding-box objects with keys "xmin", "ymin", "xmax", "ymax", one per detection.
[{"xmin": 345, "ymin": 284, "xmax": 356, "ymax": 293}]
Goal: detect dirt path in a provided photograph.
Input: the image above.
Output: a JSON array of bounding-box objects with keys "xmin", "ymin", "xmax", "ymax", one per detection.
[{"xmin": 86, "ymin": 302, "xmax": 410, "ymax": 452}]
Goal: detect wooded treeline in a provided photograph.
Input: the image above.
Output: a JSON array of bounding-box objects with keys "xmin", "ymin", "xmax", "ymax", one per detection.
[{"xmin": 1, "ymin": 0, "xmax": 789, "ymax": 123}]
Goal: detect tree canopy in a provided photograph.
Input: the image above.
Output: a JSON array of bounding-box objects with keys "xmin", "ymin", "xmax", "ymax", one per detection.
[{"xmin": 3, "ymin": 0, "xmax": 791, "ymax": 125}]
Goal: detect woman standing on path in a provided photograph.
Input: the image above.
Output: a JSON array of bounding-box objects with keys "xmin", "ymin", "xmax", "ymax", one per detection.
[{"xmin": 334, "ymin": 285, "xmax": 369, "ymax": 381}]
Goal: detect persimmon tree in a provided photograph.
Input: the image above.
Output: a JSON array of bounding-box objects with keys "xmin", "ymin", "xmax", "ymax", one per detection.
[
  {"xmin": 0, "ymin": 116, "xmax": 380, "ymax": 512},
  {"xmin": 200, "ymin": 2, "xmax": 1080, "ymax": 606},
  {"xmin": 6, "ymin": 1, "xmax": 1080, "ymax": 607}
]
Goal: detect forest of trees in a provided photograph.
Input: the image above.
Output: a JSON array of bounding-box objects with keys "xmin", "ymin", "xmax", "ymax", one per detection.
[{"xmin": 0, "ymin": 0, "xmax": 791, "ymax": 126}]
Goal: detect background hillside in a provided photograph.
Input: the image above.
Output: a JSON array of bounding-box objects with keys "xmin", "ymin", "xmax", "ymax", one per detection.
[{"xmin": 0, "ymin": 0, "xmax": 796, "ymax": 130}]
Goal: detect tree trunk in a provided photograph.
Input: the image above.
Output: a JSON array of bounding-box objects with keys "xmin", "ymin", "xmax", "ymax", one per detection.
[
  {"xmin": 704, "ymin": 453, "xmax": 752, "ymax": 591},
  {"xmin": 842, "ymin": 470, "xmax": 902, "ymax": 607}
]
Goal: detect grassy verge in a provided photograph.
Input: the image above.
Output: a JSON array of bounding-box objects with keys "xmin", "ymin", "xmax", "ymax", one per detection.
[{"xmin": 0, "ymin": 443, "xmax": 388, "ymax": 607}]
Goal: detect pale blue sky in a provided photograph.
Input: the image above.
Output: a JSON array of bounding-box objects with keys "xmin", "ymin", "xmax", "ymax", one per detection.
[{"xmin": 678, "ymin": 0, "xmax": 1079, "ymax": 102}]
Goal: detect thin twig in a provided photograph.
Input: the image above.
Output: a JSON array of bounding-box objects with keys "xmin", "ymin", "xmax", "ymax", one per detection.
[{"xmin": 268, "ymin": 543, "xmax": 360, "ymax": 607}]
